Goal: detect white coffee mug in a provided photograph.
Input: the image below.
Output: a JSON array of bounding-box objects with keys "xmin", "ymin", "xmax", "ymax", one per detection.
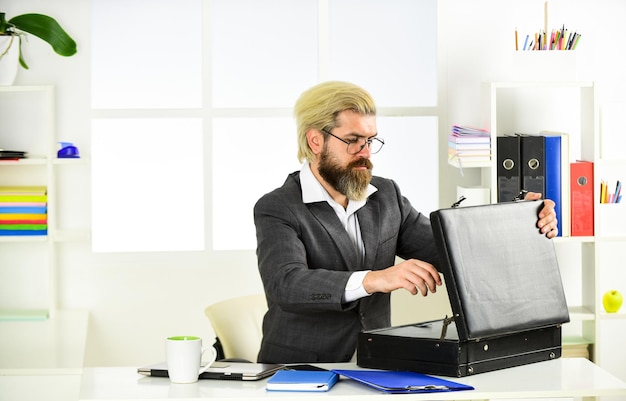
[{"xmin": 165, "ymin": 336, "xmax": 217, "ymax": 384}]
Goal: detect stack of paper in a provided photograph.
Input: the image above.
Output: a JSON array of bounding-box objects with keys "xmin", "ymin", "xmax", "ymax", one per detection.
[
  {"xmin": 0, "ymin": 186, "xmax": 48, "ymax": 236},
  {"xmin": 448, "ymin": 125, "xmax": 491, "ymax": 164}
]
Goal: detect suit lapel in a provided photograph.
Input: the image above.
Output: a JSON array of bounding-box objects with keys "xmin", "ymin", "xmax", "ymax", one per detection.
[{"xmin": 308, "ymin": 202, "xmax": 361, "ymax": 270}]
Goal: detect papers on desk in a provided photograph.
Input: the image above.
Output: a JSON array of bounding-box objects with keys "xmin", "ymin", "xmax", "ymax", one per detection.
[
  {"xmin": 332, "ymin": 369, "xmax": 474, "ymax": 394},
  {"xmin": 266, "ymin": 370, "xmax": 339, "ymax": 392}
]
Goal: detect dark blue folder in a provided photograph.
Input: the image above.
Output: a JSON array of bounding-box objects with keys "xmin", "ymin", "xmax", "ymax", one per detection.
[
  {"xmin": 332, "ymin": 369, "xmax": 474, "ymax": 394},
  {"xmin": 543, "ymin": 134, "xmax": 562, "ymax": 236}
]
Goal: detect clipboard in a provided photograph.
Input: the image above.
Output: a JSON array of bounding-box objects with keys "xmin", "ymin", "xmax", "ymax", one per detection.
[{"xmin": 331, "ymin": 369, "xmax": 474, "ymax": 394}]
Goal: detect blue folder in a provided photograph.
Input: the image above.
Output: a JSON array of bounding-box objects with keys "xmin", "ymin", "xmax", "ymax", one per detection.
[
  {"xmin": 332, "ymin": 369, "xmax": 474, "ymax": 394},
  {"xmin": 266, "ymin": 370, "xmax": 338, "ymax": 392},
  {"xmin": 543, "ymin": 134, "xmax": 562, "ymax": 236}
]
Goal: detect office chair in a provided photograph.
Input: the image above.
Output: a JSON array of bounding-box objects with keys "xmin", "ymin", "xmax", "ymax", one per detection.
[{"xmin": 204, "ymin": 293, "xmax": 267, "ymax": 363}]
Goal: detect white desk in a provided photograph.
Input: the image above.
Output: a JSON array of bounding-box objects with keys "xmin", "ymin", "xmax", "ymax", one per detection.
[
  {"xmin": 0, "ymin": 309, "xmax": 89, "ymax": 374},
  {"xmin": 0, "ymin": 374, "xmax": 83, "ymax": 401},
  {"xmin": 78, "ymin": 358, "xmax": 626, "ymax": 401}
]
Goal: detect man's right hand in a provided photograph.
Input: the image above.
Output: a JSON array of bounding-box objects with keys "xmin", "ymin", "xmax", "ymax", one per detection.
[{"xmin": 363, "ymin": 259, "xmax": 442, "ymax": 296}]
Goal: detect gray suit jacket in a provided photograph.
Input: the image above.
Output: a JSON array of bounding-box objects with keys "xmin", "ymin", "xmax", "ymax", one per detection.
[{"xmin": 254, "ymin": 171, "xmax": 439, "ymax": 363}]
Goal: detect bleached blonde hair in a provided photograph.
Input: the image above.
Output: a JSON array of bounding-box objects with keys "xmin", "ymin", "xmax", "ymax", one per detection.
[{"xmin": 294, "ymin": 81, "xmax": 377, "ymax": 163}]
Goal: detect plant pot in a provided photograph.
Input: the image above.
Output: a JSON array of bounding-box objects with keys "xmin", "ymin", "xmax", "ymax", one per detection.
[{"xmin": 0, "ymin": 35, "xmax": 20, "ymax": 85}]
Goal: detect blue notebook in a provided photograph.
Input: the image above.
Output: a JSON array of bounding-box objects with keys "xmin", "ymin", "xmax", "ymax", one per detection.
[
  {"xmin": 332, "ymin": 369, "xmax": 474, "ymax": 394},
  {"xmin": 266, "ymin": 370, "xmax": 338, "ymax": 392}
]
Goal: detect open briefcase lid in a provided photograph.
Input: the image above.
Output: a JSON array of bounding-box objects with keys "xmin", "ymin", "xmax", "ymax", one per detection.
[{"xmin": 429, "ymin": 200, "xmax": 570, "ymax": 341}]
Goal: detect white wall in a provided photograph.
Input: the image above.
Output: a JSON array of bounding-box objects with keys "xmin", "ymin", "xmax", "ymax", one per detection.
[{"xmin": 4, "ymin": 0, "xmax": 626, "ymax": 368}]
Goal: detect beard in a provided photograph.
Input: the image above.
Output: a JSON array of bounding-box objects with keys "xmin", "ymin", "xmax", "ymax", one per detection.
[{"xmin": 318, "ymin": 146, "xmax": 373, "ymax": 201}]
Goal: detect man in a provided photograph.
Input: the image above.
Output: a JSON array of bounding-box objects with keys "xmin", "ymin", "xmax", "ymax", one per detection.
[{"xmin": 254, "ymin": 81, "xmax": 558, "ymax": 364}]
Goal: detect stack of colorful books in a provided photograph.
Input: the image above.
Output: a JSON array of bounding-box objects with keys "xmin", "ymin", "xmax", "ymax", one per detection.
[
  {"xmin": 0, "ymin": 186, "xmax": 48, "ymax": 236},
  {"xmin": 448, "ymin": 125, "xmax": 491, "ymax": 164}
]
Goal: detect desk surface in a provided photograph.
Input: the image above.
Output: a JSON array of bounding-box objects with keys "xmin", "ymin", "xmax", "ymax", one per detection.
[
  {"xmin": 79, "ymin": 358, "xmax": 626, "ymax": 401},
  {"xmin": 0, "ymin": 309, "xmax": 89, "ymax": 374}
]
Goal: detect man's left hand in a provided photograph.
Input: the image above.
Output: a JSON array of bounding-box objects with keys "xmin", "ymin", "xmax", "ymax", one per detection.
[{"xmin": 525, "ymin": 192, "xmax": 558, "ymax": 238}]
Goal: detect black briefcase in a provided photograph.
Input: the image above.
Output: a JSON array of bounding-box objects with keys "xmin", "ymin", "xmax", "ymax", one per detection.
[{"xmin": 357, "ymin": 200, "xmax": 570, "ymax": 377}]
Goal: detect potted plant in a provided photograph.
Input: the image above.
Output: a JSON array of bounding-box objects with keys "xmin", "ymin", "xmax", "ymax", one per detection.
[{"xmin": 0, "ymin": 12, "xmax": 77, "ymax": 85}]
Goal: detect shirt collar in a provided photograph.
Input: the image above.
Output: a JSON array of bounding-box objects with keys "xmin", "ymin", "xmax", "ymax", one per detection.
[{"xmin": 300, "ymin": 161, "xmax": 377, "ymax": 209}]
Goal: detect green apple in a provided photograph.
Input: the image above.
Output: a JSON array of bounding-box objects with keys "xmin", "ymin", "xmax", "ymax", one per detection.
[{"xmin": 602, "ymin": 290, "xmax": 623, "ymax": 313}]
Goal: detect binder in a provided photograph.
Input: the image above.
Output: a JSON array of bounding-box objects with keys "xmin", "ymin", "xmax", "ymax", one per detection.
[
  {"xmin": 570, "ymin": 161, "xmax": 594, "ymax": 236},
  {"xmin": 519, "ymin": 134, "xmax": 545, "ymax": 196},
  {"xmin": 496, "ymin": 135, "xmax": 521, "ymax": 202},
  {"xmin": 331, "ymin": 369, "xmax": 474, "ymax": 393},
  {"xmin": 543, "ymin": 134, "xmax": 562, "ymax": 236}
]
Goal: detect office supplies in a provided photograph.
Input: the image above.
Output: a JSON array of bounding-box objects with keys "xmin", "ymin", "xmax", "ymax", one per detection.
[
  {"xmin": 357, "ymin": 201, "xmax": 569, "ymax": 377},
  {"xmin": 137, "ymin": 361, "xmax": 282, "ymax": 381},
  {"xmin": 332, "ymin": 369, "xmax": 473, "ymax": 394},
  {"xmin": 0, "ymin": 149, "xmax": 26, "ymax": 159},
  {"xmin": 570, "ymin": 161, "xmax": 594, "ymax": 236},
  {"xmin": 57, "ymin": 142, "xmax": 80, "ymax": 158},
  {"xmin": 523, "ymin": 34, "xmax": 529, "ymax": 50},
  {"xmin": 519, "ymin": 134, "xmax": 546, "ymax": 196},
  {"xmin": 266, "ymin": 369, "xmax": 338, "ymax": 392},
  {"xmin": 496, "ymin": 135, "xmax": 521, "ymax": 202}
]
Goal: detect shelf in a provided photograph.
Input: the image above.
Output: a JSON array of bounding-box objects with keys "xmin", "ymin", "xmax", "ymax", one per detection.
[
  {"xmin": 0, "ymin": 85, "xmax": 53, "ymax": 93},
  {"xmin": 552, "ymin": 236, "xmax": 595, "ymax": 244},
  {"xmin": 562, "ymin": 335, "xmax": 593, "ymax": 346},
  {"xmin": 447, "ymin": 158, "xmax": 492, "ymax": 169},
  {"xmin": 0, "ymin": 309, "xmax": 49, "ymax": 321},
  {"xmin": 459, "ymin": 81, "xmax": 626, "ymax": 373},
  {"xmin": 598, "ymin": 312, "xmax": 626, "ymax": 321},
  {"xmin": 0, "ymin": 85, "xmax": 58, "ymax": 314},
  {"xmin": 0, "ymin": 235, "xmax": 48, "ymax": 243},
  {"xmin": 52, "ymin": 229, "xmax": 91, "ymax": 242},
  {"xmin": 568, "ymin": 306, "xmax": 595, "ymax": 321},
  {"xmin": 53, "ymin": 157, "xmax": 89, "ymax": 166}
]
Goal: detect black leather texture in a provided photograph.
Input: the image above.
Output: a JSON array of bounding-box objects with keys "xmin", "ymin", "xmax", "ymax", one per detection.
[{"xmin": 430, "ymin": 200, "xmax": 570, "ymax": 340}]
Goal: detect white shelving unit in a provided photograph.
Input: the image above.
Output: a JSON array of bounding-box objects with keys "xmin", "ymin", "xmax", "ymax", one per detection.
[
  {"xmin": 448, "ymin": 81, "xmax": 626, "ymax": 380},
  {"xmin": 0, "ymin": 85, "xmax": 89, "ymax": 319}
]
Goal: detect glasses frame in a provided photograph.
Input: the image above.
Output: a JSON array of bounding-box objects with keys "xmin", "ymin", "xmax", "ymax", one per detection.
[{"xmin": 321, "ymin": 129, "xmax": 385, "ymax": 155}]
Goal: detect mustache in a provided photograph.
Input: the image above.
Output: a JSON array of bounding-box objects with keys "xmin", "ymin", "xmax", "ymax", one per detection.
[{"xmin": 348, "ymin": 158, "xmax": 373, "ymax": 169}]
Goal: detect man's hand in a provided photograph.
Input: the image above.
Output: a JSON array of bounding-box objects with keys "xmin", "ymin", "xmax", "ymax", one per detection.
[
  {"xmin": 525, "ymin": 192, "xmax": 558, "ymax": 238},
  {"xmin": 363, "ymin": 259, "xmax": 442, "ymax": 296}
]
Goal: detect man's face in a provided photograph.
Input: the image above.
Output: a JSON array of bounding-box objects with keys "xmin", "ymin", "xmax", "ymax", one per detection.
[{"xmin": 317, "ymin": 110, "xmax": 377, "ymax": 201}]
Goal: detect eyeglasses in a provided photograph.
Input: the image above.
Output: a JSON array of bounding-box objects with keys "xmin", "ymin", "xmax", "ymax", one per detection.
[{"xmin": 322, "ymin": 129, "xmax": 385, "ymax": 155}]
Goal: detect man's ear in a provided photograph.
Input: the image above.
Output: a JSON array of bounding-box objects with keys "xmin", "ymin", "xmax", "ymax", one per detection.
[{"xmin": 306, "ymin": 129, "xmax": 324, "ymax": 155}]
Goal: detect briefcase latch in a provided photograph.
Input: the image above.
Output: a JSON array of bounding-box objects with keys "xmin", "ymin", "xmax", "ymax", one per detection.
[{"xmin": 440, "ymin": 315, "xmax": 455, "ymax": 340}]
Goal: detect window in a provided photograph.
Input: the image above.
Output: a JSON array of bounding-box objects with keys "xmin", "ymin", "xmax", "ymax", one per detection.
[{"xmin": 91, "ymin": 0, "xmax": 437, "ymax": 252}]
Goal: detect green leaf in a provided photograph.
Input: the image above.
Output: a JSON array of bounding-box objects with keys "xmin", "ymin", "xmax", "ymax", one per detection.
[{"xmin": 8, "ymin": 13, "xmax": 77, "ymax": 57}]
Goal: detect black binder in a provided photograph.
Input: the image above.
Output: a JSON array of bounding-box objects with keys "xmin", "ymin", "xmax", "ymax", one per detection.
[
  {"xmin": 357, "ymin": 201, "xmax": 569, "ymax": 377},
  {"xmin": 519, "ymin": 134, "xmax": 546, "ymax": 196},
  {"xmin": 496, "ymin": 136, "xmax": 521, "ymax": 202}
]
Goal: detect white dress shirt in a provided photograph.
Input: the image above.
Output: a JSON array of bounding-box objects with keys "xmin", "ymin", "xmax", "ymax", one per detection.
[{"xmin": 299, "ymin": 162, "xmax": 378, "ymax": 302}]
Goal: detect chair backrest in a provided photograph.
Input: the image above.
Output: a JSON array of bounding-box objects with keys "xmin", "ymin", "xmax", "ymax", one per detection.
[{"xmin": 204, "ymin": 294, "xmax": 267, "ymax": 363}]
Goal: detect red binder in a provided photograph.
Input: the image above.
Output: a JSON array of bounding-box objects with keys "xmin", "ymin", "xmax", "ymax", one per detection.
[{"xmin": 570, "ymin": 161, "xmax": 594, "ymax": 236}]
